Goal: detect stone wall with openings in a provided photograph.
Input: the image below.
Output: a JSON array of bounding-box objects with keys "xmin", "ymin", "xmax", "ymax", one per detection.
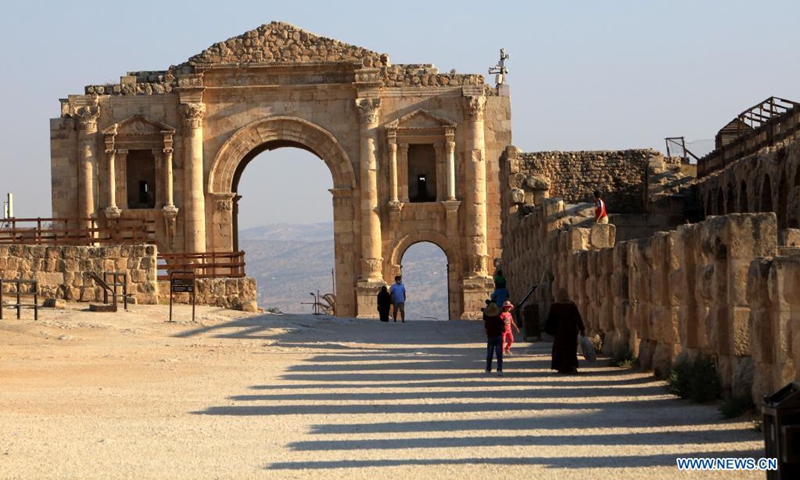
[{"xmin": 693, "ymin": 131, "xmax": 800, "ymax": 231}]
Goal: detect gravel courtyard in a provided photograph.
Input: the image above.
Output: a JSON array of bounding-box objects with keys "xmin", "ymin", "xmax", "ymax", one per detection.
[{"xmin": 0, "ymin": 304, "xmax": 764, "ymax": 479}]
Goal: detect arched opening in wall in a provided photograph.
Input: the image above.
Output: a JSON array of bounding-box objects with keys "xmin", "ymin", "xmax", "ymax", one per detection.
[
  {"xmin": 399, "ymin": 242, "xmax": 449, "ymax": 321},
  {"xmin": 778, "ymin": 174, "xmax": 789, "ymax": 229},
  {"xmin": 705, "ymin": 194, "xmax": 712, "ymax": 218},
  {"xmin": 739, "ymin": 181, "xmax": 749, "ymax": 213},
  {"xmin": 234, "ymin": 146, "xmax": 335, "ymax": 314},
  {"xmin": 126, "ymin": 150, "xmax": 156, "ymax": 209},
  {"xmin": 726, "ymin": 184, "xmax": 735, "ymax": 214},
  {"xmin": 760, "ymin": 175, "xmax": 774, "ymax": 213},
  {"xmin": 716, "ymin": 188, "xmax": 725, "ymax": 215}
]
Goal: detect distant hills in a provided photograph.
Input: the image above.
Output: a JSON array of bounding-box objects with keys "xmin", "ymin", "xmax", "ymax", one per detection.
[{"xmin": 240, "ymin": 223, "xmax": 449, "ymax": 320}]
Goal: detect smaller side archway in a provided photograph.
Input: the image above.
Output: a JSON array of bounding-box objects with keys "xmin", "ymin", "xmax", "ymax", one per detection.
[
  {"xmin": 739, "ymin": 181, "xmax": 749, "ymax": 213},
  {"xmin": 387, "ymin": 230, "xmax": 462, "ymax": 320},
  {"xmin": 760, "ymin": 175, "xmax": 774, "ymax": 213}
]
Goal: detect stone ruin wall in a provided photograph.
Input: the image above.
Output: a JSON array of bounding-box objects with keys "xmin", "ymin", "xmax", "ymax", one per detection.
[
  {"xmin": 157, "ymin": 277, "xmax": 257, "ymax": 311},
  {"xmin": 510, "ymin": 149, "xmax": 659, "ymax": 213},
  {"xmin": 500, "ymin": 143, "xmax": 800, "ymax": 403},
  {"xmin": 0, "ymin": 245, "xmax": 257, "ymax": 310},
  {"xmin": 693, "ymin": 130, "xmax": 800, "ymax": 231},
  {"xmin": 0, "ymin": 245, "xmax": 158, "ymax": 304}
]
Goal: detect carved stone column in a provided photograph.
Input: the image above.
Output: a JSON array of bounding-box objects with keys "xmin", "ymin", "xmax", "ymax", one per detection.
[
  {"xmin": 116, "ymin": 149, "xmax": 129, "ymax": 209},
  {"xmin": 76, "ymin": 105, "xmax": 100, "ymax": 228},
  {"xmin": 356, "ymin": 97, "xmax": 383, "ymax": 282},
  {"xmin": 102, "ymin": 126, "xmax": 120, "ymax": 219},
  {"xmin": 103, "ymin": 148, "xmax": 121, "ymax": 219},
  {"xmin": 180, "ymin": 102, "xmax": 207, "ymax": 254},
  {"xmin": 445, "ymin": 129, "xmax": 456, "ymax": 201},
  {"xmin": 162, "ymin": 133, "xmax": 178, "ymax": 249},
  {"xmin": 463, "ymin": 94, "xmax": 489, "ymax": 278},
  {"xmin": 387, "ymin": 129, "xmax": 399, "ymax": 204}
]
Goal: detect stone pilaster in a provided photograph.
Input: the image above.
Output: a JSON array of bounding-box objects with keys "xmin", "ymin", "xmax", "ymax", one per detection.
[
  {"xmin": 76, "ymin": 105, "xmax": 100, "ymax": 228},
  {"xmin": 463, "ymin": 94, "xmax": 489, "ymax": 278},
  {"xmin": 398, "ymin": 143, "xmax": 410, "ymax": 203},
  {"xmin": 180, "ymin": 102, "xmax": 207, "ymax": 254},
  {"xmin": 330, "ymin": 187, "xmax": 357, "ymax": 318}
]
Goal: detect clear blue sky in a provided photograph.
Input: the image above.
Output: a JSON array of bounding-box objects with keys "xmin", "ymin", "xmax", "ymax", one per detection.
[{"xmin": 1, "ymin": 0, "xmax": 798, "ymax": 225}]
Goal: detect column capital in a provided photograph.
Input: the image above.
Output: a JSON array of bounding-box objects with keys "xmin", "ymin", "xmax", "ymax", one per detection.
[
  {"xmin": 446, "ymin": 140, "xmax": 456, "ymax": 152},
  {"xmin": 212, "ymin": 192, "xmax": 236, "ymax": 212},
  {"xmin": 463, "ymin": 95, "xmax": 486, "ymax": 122},
  {"xmin": 179, "ymin": 102, "xmax": 206, "ymax": 129},
  {"xmin": 355, "ymin": 98, "xmax": 381, "ymax": 125},
  {"xmin": 76, "ymin": 106, "xmax": 100, "ymax": 132}
]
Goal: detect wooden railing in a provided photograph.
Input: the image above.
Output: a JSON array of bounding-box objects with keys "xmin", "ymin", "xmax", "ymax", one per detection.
[
  {"xmin": 698, "ymin": 99, "xmax": 800, "ymax": 177},
  {"xmin": 157, "ymin": 251, "xmax": 246, "ymax": 281},
  {"xmin": 0, "ymin": 217, "xmax": 155, "ymax": 246}
]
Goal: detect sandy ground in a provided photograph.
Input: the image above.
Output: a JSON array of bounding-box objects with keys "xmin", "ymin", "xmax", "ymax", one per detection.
[{"xmin": 0, "ymin": 303, "xmax": 765, "ymax": 480}]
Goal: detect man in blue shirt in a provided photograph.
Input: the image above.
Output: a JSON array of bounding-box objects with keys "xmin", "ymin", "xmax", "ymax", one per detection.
[{"xmin": 389, "ymin": 275, "xmax": 406, "ymax": 323}]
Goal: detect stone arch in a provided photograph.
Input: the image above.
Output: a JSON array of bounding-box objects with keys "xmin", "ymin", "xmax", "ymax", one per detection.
[
  {"xmin": 726, "ymin": 182, "xmax": 736, "ymax": 214},
  {"xmin": 387, "ymin": 230, "xmax": 461, "ymax": 320},
  {"xmin": 208, "ymin": 116, "xmax": 356, "ymax": 194},
  {"xmin": 739, "ymin": 181, "xmax": 749, "ymax": 212},
  {"xmin": 388, "ymin": 230, "xmax": 457, "ymax": 270},
  {"xmin": 760, "ymin": 174, "xmax": 774, "ymax": 213},
  {"xmin": 778, "ymin": 173, "xmax": 789, "ymax": 229}
]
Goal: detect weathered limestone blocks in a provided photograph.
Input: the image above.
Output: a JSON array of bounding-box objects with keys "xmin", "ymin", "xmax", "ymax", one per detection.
[
  {"xmin": 0, "ymin": 244, "xmax": 157, "ymax": 304},
  {"xmin": 748, "ymin": 255, "xmax": 800, "ymax": 401},
  {"xmin": 512, "ymin": 149, "xmax": 658, "ymax": 213},
  {"xmin": 157, "ymin": 277, "xmax": 257, "ymax": 311}
]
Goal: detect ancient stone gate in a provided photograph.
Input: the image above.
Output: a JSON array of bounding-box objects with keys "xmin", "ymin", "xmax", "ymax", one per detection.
[{"xmin": 50, "ymin": 22, "xmax": 512, "ymax": 318}]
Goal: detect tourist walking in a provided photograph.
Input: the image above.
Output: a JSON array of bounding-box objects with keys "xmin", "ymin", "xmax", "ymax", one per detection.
[
  {"xmin": 491, "ymin": 268, "xmax": 509, "ymax": 306},
  {"xmin": 377, "ymin": 286, "xmax": 391, "ymax": 322},
  {"xmin": 500, "ymin": 300, "xmax": 520, "ymax": 354},
  {"xmin": 594, "ymin": 190, "xmax": 609, "ymax": 224},
  {"xmin": 546, "ymin": 287, "xmax": 586, "ymax": 374},
  {"xmin": 483, "ymin": 302, "xmax": 505, "ymax": 376},
  {"xmin": 389, "ymin": 276, "xmax": 406, "ymax": 322}
]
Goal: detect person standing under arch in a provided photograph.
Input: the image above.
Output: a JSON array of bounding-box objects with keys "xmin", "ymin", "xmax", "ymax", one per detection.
[
  {"xmin": 377, "ymin": 286, "xmax": 391, "ymax": 322},
  {"xmin": 390, "ymin": 276, "xmax": 406, "ymax": 322}
]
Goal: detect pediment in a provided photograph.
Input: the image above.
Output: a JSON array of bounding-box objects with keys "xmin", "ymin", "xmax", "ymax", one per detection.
[
  {"xmin": 387, "ymin": 109, "xmax": 456, "ymax": 130},
  {"xmin": 188, "ymin": 21, "xmax": 386, "ymax": 67},
  {"xmin": 103, "ymin": 115, "xmax": 175, "ymax": 136}
]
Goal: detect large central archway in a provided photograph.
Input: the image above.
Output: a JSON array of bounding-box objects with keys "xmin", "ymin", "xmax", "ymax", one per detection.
[{"xmin": 208, "ymin": 116, "xmax": 358, "ymax": 316}]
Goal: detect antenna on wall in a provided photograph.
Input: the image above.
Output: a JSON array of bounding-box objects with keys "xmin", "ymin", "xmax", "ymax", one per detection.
[{"xmin": 488, "ymin": 48, "xmax": 509, "ymax": 86}]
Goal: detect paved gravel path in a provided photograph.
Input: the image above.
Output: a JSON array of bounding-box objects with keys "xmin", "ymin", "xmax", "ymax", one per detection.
[{"xmin": 0, "ymin": 305, "xmax": 764, "ymax": 479}]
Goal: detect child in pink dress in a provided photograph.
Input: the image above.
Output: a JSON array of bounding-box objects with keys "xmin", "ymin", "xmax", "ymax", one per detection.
[{"xmin": 501, "ymin": 301, "xmax": 520, "ymax": 354}]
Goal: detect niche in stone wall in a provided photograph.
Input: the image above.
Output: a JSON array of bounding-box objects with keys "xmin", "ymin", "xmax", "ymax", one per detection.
[
  {"xmin": 386, "ymin": 109, "xmax": 457, "ymax": 205},
  {"xmin": 126, "ymin": 150, "xmax": 157, "ymax": 209},
  {"xmin": 407, "ymin": 144, "xmax": 437, "ymax": 203},
  {"xmin": 102, "ymin": 115, "xmax": 176, "ymax": 212}
]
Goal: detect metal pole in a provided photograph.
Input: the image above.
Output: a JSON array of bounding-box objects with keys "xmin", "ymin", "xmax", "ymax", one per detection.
[{"xmin": 446, "ymin": 263, "xmax": 451, "ymax": 320}]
